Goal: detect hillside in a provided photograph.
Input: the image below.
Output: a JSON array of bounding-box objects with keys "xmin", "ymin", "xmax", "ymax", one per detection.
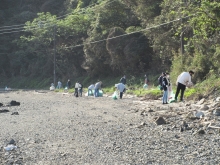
[{"xmin": 0, "ymin": 0, "xmax": 220, "ymax": 88}]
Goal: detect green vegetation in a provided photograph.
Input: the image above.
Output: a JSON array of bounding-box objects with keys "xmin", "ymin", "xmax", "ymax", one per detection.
[{"xmin": 1, "ymin": 0, "xmax": 220, "ymax": 99}]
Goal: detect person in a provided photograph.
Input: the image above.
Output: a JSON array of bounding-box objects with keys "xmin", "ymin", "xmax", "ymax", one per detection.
[
  {"xmin": 175, "ymin": 70, "xmax": 194, "ymax": 102},
  {"xmin": 166, "ymin": 73, "xmax": 172, "ymax": 102},
  {"xmin": 74, "ymin": 81, "xmax": 79, "ymax": 97},
  {"xmin": 50, "ymin": 83, "xmax": 55, "ymax": 91},
  {"xmin": 78, "ymin": 82, "xmax": 83, "ymax": 97},
  {"xmin": 162, "ymin": 73, "xmax": 169, "ymax": 104},
  {"xmin": 57, "ymin": 81, "xmax": 62, "ymax": 89},
  {"xmin": 116, "ymin": 83, "xmax": 126, "ymax": 99},
  {"xmin": 67, "ymin": 79, "xmax": 71, "ymax": 89},
  {"xmin": 143, "ymin": 75, "xmax": 149, "ymax": 89},
  {"xmin": 144, "ymin": 75, "xmax": 149, "ymax": 85},
  {"xmin": 88, "ymin": 84, "xmax": 95, "ymax": 96},
  {"xmin": 94, "ymin": 81, "xmax": 102, "ymax": 97},
  {"xmin": 120, "ymin": 75, "xmax": 126, "ymax": 85},
  {"xmin": 158, "ymin": 72, "xmax": 164, "ymax": 90}
]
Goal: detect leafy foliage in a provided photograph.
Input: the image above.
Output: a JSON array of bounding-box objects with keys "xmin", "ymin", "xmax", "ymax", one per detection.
[{"xmin": 1, "ymin": 0, "xmax": 220, "ymax": 88}]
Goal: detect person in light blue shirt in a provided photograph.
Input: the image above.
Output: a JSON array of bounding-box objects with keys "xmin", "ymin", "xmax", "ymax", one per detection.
[
  {"xmin": 57, "ymin": 81, "xmax": 62, "ymax": 89},
  {"xmin": 116, "ymin": 83, "xmax": 126, "ymax": 99}
]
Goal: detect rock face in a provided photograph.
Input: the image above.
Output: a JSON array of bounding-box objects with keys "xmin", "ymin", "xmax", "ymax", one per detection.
[{"xmin": 0, "ymin": 91, "xmax": 220, "ymax": 164}]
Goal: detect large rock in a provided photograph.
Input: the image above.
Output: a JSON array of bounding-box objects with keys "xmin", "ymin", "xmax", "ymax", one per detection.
[
  {"xmin": 197, "ymin": 98, "xmax": 205, "ymax": 105},
  {"xmin": 195, "ymin": 111, "xmax": 205, "ymax": 118},
  {"xmin": 0, "ymin": 109, "xmax": 9, "ymax": 113},
  {"xmin": 213, "ymin": 108, "xmax": 220, "ymax": 116},
  {"xmin": 10, "ymin": 100, "xmax": 20, "ymax": 106},
  {"xmin": 199, "ymin": 104, "xmax": 209, "ymax": 110},
  {"xmin": 155, "ymin": 117, "xmax": 166, "ymax": 125}
]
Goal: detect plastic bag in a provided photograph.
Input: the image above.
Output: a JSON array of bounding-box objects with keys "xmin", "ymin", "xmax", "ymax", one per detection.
[
  {"xmin": 168, "ymin": 91, "xmax": 176, "ymax": 103},
  {"xmin": 143, "ymin": 84, "xmax": 148, "ymax": 89},
  {"xmin": 112, "ymin": 91, "xmax": 118, "ymax": 100},
  {"xmin": 98, "ymin": 90, "xmax": 103, "ymax": 97}
]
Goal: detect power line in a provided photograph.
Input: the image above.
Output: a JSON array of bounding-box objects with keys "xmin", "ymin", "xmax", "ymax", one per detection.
[
  {"xmin": 63, "ymin": 15, "xmax": 193, "ymax": 49},
  {"xmin": 0, "ymin": 0, "xmax": 115, "ymax": 33}
]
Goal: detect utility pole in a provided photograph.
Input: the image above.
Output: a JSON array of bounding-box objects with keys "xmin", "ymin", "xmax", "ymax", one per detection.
[{"xmin": 53, "ymin": 25, "xmax": 56, "ymax": 87}]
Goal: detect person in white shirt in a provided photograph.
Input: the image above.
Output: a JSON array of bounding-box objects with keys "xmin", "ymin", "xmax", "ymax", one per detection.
[
  {"xmin": 175, "ymin": 70, "xmax": 194, "ymax": 101},
  {"xmin": 88, "ymin": 84, "xmax": 95, "ymax": 96},
  {"xmin": 116, "ymin": 83, "xmax": 126, "ymax": 99},
  {"xmin": 74, "ymin": 82, "xmax": 79, "ymax": 97}
]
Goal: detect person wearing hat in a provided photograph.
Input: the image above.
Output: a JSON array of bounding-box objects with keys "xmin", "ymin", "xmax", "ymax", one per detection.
[{"xmin": 175, "ymin": 70, "xmax": 194, "ymax": 102}]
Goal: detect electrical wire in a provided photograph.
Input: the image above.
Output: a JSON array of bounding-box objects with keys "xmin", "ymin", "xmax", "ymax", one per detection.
[
  {"xmin": 0, "ymin": 0, "xmax": 115, "ymax": 33},
  {"xmin": 63, "ymin": 15, "xmax": 193, "ymax": 49}
]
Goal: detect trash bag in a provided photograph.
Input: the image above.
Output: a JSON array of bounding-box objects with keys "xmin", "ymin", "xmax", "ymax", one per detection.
[
  {"xmin": 158, "ymin": 85, "xmax": 163, "ymax": 90},
  {"xmin": 168, "ymin": 91, "xmax": 176, "ymax": 103},
  {"xmin": 88, "ymin": 90, "xmax": 94, "ymax": 96},
  {"xmin": 98, "ymin": 90, "xmax": 103, "ymax": 97},
  {"xmin": 112, "ymin": 91, "xmax": 118, "ymax": 100},
  {"xmin": 143, "ymin": 84, "xmax": 148, "ymax": 89}
]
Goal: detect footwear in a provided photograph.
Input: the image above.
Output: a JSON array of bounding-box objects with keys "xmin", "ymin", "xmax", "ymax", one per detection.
[{"xmin": 165, "ymin": 102, "xmax": 168, "ymax": 104}]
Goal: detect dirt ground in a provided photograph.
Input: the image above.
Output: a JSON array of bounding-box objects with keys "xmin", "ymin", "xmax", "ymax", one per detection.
[{"xmin": 0, "ymin": 90, "xmax": 220, "ymax": 165}]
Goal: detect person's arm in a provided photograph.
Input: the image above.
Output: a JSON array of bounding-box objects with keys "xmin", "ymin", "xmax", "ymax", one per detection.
[{"xmin": 188, "ymin": 74, "xmax": 192, "ymax": 84}]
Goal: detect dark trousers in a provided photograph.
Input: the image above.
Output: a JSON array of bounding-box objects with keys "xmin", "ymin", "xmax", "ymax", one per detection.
[
  {"xmin": 175, "ymin": 82, "xmax": 186, "ymax": 101},
  {"xmin": 120, "ymin": 92, "xmax": 123, "ymax": 99},
  {"xmin": 74, "ymin": 88, "xmax": 78, "ymax": 97}
]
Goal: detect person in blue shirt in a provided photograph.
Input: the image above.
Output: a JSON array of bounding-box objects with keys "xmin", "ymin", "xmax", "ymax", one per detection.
[{"xmin": 116, "ymin": 83, "xmax": 126, "ymax": 99}]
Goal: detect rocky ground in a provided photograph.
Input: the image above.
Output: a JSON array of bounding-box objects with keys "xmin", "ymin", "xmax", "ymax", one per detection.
[{"xmin": 0, "ymin": 89, "xmax": 220, "ymax": 165}]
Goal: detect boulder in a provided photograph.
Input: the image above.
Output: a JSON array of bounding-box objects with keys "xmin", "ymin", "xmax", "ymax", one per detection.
[
  {"xmin": 155, "ymin": 117, "xmax": 166, "ymax": 125},
  {"xmin": 199, "ymin": 104, "xmax": 209, "ymax": 110},
  {"xmin": 197, "ymin": 98, "xmax": 205, "ymax": 105}
]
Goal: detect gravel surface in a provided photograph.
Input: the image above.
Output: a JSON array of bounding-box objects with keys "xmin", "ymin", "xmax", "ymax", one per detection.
[{"xmin": 0, "ymin": 90, "xmax": 220, "ymax": 165}]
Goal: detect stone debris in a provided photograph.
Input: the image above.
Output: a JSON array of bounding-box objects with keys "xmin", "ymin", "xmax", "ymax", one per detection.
[
  {"xmin": 0, "ymin": 109, "xmax": 9, "ymax": 113},
  {"xmin": 213, "ymin": 108, "xmax": 220, "ymax": 116},
  {"xmin": 10, "ymin": 100, "xmax": 20, "ymax": 106},
  {"xmin": 199, "ymin": 104, "xmax": 209, "ymax": 110},
  {"xmin": 1, "ymin": 91, "xmax": 220, "ymax": 164},
  {"xmin": 195, "ymin": 111, "xmax": 205, "ymax": 118},
  {"xmin": 11, "ymin": 112, "xmax": 19, "ymax": 115},
  {"xmin": 194, "ymin": 129, "xmax": 205, "ymax": 135},
  {"xmin": 154, "ymin": 117, "xmax": 166, "ymax": 125},
  {"xmin": 197, "ymin": 98, "xmax": 205, "ymax": 105}
]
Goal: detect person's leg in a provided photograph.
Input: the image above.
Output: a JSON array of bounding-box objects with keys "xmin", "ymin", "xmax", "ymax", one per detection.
[
  {"xmin": 76, "ymin": 88, "xmax": 78, "ymax": 97},
  {"xmin": 175, "ymin": 83, "xmax": 181, "ymax": 100},
  {"xmin": 164, "ymin": 90, "xmax": 168, "ymax": 103},
  {"xmin": 180, "ymin": 84, "xmax": 186, "ymax": 101},
  {"xmin": 162, "ymin": 91, "xmax": 166, "ymax": 103},
  {"xmin": 94, "ymin": 88, "xmax": 98, "ymax": 97},
  {"xmin": 120, "ymin": 92, "xmax": 123, "ymax": 99},
  {"xmin": 74, "ymin": 88, "xmax": 77, "ymax": 96}
]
